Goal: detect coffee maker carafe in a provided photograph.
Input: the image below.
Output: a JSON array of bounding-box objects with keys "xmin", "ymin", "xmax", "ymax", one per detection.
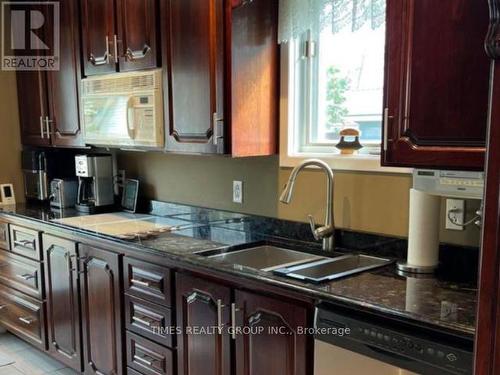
[{"xmin": 75, "ymin": 155, "xmax": 114, "ymax": 213}]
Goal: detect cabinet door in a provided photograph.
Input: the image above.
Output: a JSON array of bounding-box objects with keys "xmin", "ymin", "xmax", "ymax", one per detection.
[
  {"xmin": 17, "ymin": 71, "xmax": 51, "ymax": 146},
  {"xmin": 80, "ymin": 0, "xmax": 117, "ymax": 76},
  {"xmin": 45, "ymin": 0, "xmax": 83, "ymax": 147},
  {"xmin": 43, "ymin": 235, "xmax": 82, "ymax": 372},
  {"xmin": 176, "ymin": 273, "xmax": 231, "ymax": 375},
  {"xmin": 234, "ymin": 291, "xmax": 308, "ymax": 375},
  {"xmin": 117, "ymin": 0, "xmax": 159, "ymax": 72},
  {"xmin": 163, "ymin": 0, "xmax": 225, "ymax": 154},
  {"xmin": 382, "ymin": 0, "xmax": 490, "ymax": 170},
  {"xmin": 80, "ymin": 245, "xmax": 122, "ymax": 375}
]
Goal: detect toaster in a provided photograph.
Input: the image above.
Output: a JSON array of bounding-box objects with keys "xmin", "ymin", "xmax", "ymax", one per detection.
[{"xmin": 50, "ymin": 179, "xmax": 78, "ymax": 209}]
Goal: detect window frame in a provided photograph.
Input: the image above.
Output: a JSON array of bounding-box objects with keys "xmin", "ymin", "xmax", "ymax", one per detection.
[{"xmin": 279, "ymin": 37, "xmax": 411, "ymax": 174}]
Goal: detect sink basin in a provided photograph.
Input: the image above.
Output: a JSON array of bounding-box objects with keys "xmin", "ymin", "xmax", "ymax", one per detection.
[
  {"xmin": 206, "ymin": 245, "xmax": 326, "ymax": 271},
  {"xmin": 273, "ymin": 254, "xmax": 394, "ymax": 283}
]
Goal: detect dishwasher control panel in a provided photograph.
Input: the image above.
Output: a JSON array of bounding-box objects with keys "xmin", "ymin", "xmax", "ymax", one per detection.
[{"xmin": 315, "ymin": 306, "xmax": 473, "ymax": 375}]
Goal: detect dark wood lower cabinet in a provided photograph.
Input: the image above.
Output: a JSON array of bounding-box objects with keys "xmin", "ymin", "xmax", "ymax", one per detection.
[
  {"xmin": 43, "ymin": 234, "xmax": 82, "ymax": 372},
  {"xmin": 235, "ymin": 290, "xmax": 308, "ymax": 375},
  {"xmin": 176, "ymin": 273, "xmax": 231, "ymax": 375},
  {"xmin": 79, "ymin": 245, "xmax": 123, "ymax": 375}
]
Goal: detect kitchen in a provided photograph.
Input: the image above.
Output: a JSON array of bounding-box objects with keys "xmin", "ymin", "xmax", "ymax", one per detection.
[{"xmin": 0, "ymin": 0, "xmax": 498, "ymax": 374}]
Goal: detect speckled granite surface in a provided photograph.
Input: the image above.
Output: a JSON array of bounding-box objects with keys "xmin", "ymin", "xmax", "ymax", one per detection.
[{"xmin": 0, "ymin": 201, "xmax": 478, "ymax": 338}]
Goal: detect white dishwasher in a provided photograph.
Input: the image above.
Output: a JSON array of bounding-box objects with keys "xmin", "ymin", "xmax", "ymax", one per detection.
[{"xmin": 314, "ymin": 305, "xmax": 473, "ymax": 375}]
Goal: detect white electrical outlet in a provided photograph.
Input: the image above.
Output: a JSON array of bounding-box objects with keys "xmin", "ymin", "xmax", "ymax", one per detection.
[
  {"xmin": 446, "ymin": 199, "xmax": 465, "ymax": 231},
  {"xmin": 233, "ymin": 181, "xmax": 243, "ymax": 204}
]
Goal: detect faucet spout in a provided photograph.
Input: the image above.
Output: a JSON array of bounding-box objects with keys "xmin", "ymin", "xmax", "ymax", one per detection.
[{"xmin": 279, "ymin": 159, "xmax": 335, "ymax": 251}]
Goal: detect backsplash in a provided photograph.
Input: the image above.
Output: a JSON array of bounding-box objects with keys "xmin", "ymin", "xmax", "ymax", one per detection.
[{"xmin": 118, "ymin": 151, "xmax": 481, "ymax": 248}]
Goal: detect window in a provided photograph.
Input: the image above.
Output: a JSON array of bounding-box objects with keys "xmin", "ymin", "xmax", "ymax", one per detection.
[{"xmin": 280, "ymin": 0, "xmax": 389, "ymax": 168}]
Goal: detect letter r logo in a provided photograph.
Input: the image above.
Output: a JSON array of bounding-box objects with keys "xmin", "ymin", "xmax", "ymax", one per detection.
[{"xmin": 11, "ymin": 9, "xmax": 49, "ymax": 50}]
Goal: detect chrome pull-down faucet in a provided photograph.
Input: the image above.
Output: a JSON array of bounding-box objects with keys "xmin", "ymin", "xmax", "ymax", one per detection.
[{"xmin": 279, "ymin": 159, "xmax": 335, "ymax": 252}]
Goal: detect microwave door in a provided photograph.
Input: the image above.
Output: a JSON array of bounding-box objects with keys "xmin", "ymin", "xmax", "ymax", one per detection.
[{"xmin": 83, "ymin": 95, "xmax": 135, "ymax": 146}]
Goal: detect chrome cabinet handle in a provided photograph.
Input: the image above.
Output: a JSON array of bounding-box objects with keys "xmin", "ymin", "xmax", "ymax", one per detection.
[
  {"xmin": 16, "ymin": 273, "xmax": 35, "ymax": 281},
  {"xmin": 39, "ymin": 116, "xmax": 45, "ymax": 139},
  {"xmin": 131, "ymin": 278, "xmax": 150, "ymax": 287},
  {"xmin": 14, "ymin": 239, "xmax": 34, "ymax": 248},
  {"xmin": 18, "ymin": 316, "xmax": 34, "ymax": 325},
  {"xmin": 231, "ymin": 303, "xmax": 241, "ymax": 340},
  {"xmin": 90, "ymin": 36, "xmax": 110, "ymax": 66},
  {"xmin": 133, "ymin": 355, "xmax": 153, "ymax": 367},
  {"xmin": 113, "ymin": 34, "xmax": 119, "ymax": 63},
  {"xmin": 383, "ymin": 107, "xmax": 389, "ymax": 151},
  {"xmin": 125, "ymin": 44, "xmax": 151, "ymax": 61},
  {"xmin": 45, "ymin": 116, "xmax": 52, "ymax": 137},
  {"xmin": 217, "ymin": 299, "xmax": 225, "ymax": 329},
  {"xmin": 212, "ymin": 113, "xmax": 224, "ymax": 146}
]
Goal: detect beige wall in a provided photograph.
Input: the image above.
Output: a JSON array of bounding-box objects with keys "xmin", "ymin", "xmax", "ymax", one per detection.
[
  {"xmin": 0, "ymin": 71, "xmax": 23, "ymax": 202},
  {"xmin": 118, "ymin": 152, "xmax": 481, "ymax": 247}
]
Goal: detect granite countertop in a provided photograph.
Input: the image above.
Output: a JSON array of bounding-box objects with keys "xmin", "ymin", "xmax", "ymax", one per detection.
[{"xmin": 0, "ymin": 202, "xmax": 478, "ymax": 339}]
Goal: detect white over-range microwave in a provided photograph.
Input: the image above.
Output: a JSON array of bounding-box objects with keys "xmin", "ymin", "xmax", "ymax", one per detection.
[{"xmin": 81, "ymin": 69, "xmax": 164, "ymax": 148}]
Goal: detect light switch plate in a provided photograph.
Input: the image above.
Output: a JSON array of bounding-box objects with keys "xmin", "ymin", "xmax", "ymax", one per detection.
[
  {"xmin": 446, "ymin": 199, "xmax": 465, "ymax": 231},
  {"xmin": 233, "ymin": 181, "xmax": 243, "ymax": 204}
]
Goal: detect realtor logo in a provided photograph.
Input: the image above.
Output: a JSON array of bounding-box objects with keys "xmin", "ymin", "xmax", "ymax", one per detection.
[{"xmin": 1, "ymin": 1, "xmax": 59, "ymax": 71}]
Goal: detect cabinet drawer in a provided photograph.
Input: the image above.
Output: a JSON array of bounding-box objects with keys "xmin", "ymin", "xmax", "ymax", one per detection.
[
  {"xmin": 124, "ymin": 258, "xmax": 172, "ymax": 306},
  {"xmin": 0, "ymin": 284, "xmax": 46, "ymax": 349},
  {"xmin": 9, "ymin": 225, "xmax": 41, "ymax": 261},
  {"xmin": 0, "ymin": 222, "xmax": 8, "ymax": 250},
  {"xmin": 0, "ymin": 252, "xmax": 43, "ymax": 299},
  {"xmin": 125, "ymin": 294, "xmax": 173, "ymax": 348},
  {"xmin": 126, "ymin": 331, "xmax": 174, "ymax": 375}
]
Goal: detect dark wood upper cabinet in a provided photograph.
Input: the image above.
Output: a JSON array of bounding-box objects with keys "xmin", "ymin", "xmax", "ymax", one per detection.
[
  {"xmin": 117, "ymin": 0, "xmax": 159, "ymax": 72},
  {"xmin": 80, "ymin": 0, "xmax": 117, "ymax": 76},
  {"xmin": 164, "ymin": 0, "xmax": 224, "ymax": 154},
  {"xmin": 382, "ymin": 0, "xmax": 491, "ymax": 170},
  {"xmin": 176, "ymin": 273, "xmax": 231, "ymax": 375},
  {"xmin": 162, "ymin": 0, "xmax": 278, "ymax": 156},
  {"xmin": 45, "ymin": 0, "xmax": 83, "ymax": 147},
  {"xmin": 43, "ymin": 234, "xmax": 82, "ymax": 372},
  {"xmin": 79, "ymin": 245, "xmax": 123, "ymax": 375},
  {"xmin": 234, "ymin": 290, "xmax": 308, "ymax": 375},
  {"xmin": 17, "ymin": 0, "xmax": 83, "ymax": 148},
  {"xmin": 17, "ymin": 71, "xmax": 51, "ymax": 147},
  {"xmin": 81, "ymin": 0, "xmax": 159, "ymax": 76}
]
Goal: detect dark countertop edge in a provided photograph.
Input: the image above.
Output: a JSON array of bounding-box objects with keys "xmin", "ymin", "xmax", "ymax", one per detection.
[{"xmin": 0, "ymin": 210, "xmax": 475, "ymax": 341}]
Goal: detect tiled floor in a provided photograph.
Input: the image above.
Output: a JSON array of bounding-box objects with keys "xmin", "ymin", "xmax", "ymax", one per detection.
[{"xmin": 0, "ymin": 332, "xmax": 78, "ymax": 375}]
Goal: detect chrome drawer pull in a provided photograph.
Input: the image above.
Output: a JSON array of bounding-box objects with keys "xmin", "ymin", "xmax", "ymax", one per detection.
[
  {"xmin": 16, "ymin": 273, "xmax": 36, "ymax": 281},
  {"xmin": 217, "ymin": 299, "xmax": 226, "ymax": 329},
  {"xmin": 14, "ymin": 239, "xmax": 34, "ymax": 248},
  {"xmin": 231, "ymin": 303, "xmax": 241, "ymax": 340},
  {"xmin": 132, "ymin": 316, "xmax": 154, "ymax": 327},
  {"xmin": 131, "ymin": 278, "xmax": 151, "ymax": 287},
  {"xmin": 125, "ymin": 44, "xmax": 151, "ymax": 61},
  {"xmin": 133, "ymin": 354, "xmax": 153, "ymax": 367},
  {"xmin": 18, "ymin": 316, "xmax": 34, "ymax": 325}
]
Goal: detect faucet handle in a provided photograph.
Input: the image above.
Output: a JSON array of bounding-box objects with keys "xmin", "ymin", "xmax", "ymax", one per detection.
[{"xmin": 307, "ymin": 215, "xmax": 320, "ymax": 240}]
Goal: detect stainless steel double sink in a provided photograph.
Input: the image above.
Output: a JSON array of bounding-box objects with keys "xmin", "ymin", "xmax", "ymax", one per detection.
[{"xmin": 198, "ymin": 245, "xmax": 393, "ymax": 283}]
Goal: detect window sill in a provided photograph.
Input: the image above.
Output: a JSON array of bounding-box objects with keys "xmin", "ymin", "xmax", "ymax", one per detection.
[{"xmin": 280, "ymin": 153, "xmax": 413, "ymax": 174}]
